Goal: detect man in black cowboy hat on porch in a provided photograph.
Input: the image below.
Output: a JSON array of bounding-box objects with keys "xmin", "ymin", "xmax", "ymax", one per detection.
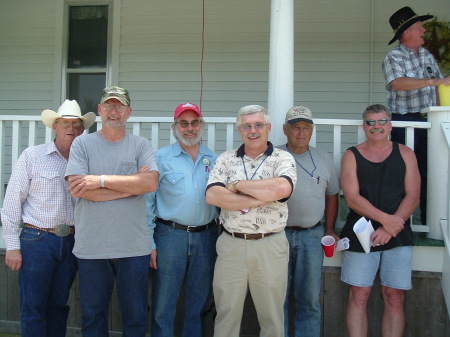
[{"xmin": 382, "ymin": 6, "xmax": 450, "ymax": 227}]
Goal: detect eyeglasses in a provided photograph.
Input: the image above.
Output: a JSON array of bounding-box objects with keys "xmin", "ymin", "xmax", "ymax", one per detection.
[
  {"xmin": 56, "ymin": 120, "xmax": 84, "ymax": 130},
  {"xmin": 102, "ymin": 103, "xmax": 128, "ymax": 112},
  {"xmin": 176, "ymin": 120, "xmax": 201, "ymax": 128},
  {"xmin": 364, "ymin": 119, "xmax": 390, "ymax": 126},
  {"xmin": 240, "ymin": 123, "xmax": 268, "ymax": 131}
]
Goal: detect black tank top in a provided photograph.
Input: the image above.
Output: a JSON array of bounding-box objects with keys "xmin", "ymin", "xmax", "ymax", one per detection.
[{"xmin": 340, "ymin": 142, "xmax": 414, "ymax": 252}]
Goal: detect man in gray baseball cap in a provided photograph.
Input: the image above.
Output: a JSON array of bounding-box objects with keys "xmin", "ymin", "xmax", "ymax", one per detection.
[{"xmin": 278, "ymin": 106, "xmax": 340, "ymax": 337}]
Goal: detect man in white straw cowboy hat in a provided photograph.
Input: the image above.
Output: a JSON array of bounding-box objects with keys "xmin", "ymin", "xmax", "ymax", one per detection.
[
  {"xmin": 382, "ymin": 6, "xmax": 450, "ymax": 227},
  {"xmin": 65, "ymin": 86, "xmax": 159, "ymax": 337},
  {"xmin": 1, "ymin": 99, "xmax": 95, "ymax": 337}
]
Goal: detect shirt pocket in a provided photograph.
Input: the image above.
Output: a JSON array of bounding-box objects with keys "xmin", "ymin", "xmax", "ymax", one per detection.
[
  {"xmin": 120, "ymin": 161, "xmax": 137, "ymax": 175},
  {"xmin": 160, "ymin": 172, "xmax": 185, "ymax": 197},
  {"xmin": 312, "ymin": 176, "xmax": 327, "ymax": 199},
  {"xmin": 30, "ymin": 169, "xmax": 65, "ymax": 196},
  {"xmin": 33, "ymin": 170, "xmax": 63, "ymax": 192}
]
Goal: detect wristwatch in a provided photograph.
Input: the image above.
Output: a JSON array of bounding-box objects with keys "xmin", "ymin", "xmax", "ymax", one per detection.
[{"xmin": 232, "ymin": 180, "xmax": 240, "ymax": 189}]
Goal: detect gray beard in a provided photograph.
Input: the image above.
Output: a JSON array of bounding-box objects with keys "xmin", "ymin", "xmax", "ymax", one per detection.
[{"xmin": 175, "ymin": 129, "xmax": 203, "ymax": 147}]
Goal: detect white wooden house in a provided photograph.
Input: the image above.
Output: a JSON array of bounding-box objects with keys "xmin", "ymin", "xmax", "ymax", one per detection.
[{"xmin": 1, "ymin": 0, "xmax": 450, "ymax": 335}]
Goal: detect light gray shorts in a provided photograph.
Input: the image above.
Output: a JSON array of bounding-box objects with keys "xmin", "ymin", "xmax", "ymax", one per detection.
[{"xmin": 341, "ymin": 246, "xmax": 412, "ymax": 290}]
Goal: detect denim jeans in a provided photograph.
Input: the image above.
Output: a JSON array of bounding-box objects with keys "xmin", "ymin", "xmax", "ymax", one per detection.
[
  {"xmin": 77, "ymin": 255, "xmax": 150, "ymax": 337},
  {"xmin": 151, "ymin": 221, "xmax": 218, "ymax": 337},
  {"xmin": 284, "ymin": 225, "xmax": 324, "ymax": 337},
  {"xmin": 19, "ymin": 227, "xmax": 77, "ymax": 337},
  {"xmin": 391, "ymin": 113, "xmax": 427, "ymax": 225}
]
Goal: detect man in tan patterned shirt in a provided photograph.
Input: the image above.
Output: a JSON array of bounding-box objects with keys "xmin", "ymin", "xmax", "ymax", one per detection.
[{"xmin": 206, "ymin": 104, "xmax": 296, "ymax": 337}]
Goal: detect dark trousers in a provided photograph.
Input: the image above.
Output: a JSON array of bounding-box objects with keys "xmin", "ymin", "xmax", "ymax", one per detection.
[{"xmin": 391, "ymin": 113, "xmax": 427, "ymax": 225}]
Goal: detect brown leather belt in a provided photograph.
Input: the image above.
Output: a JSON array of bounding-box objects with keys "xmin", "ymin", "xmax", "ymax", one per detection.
[
  {"xmin": 287, "ymin": 222, "xmax": 322, "ymax": 231},
  {"xmin": 222, "ymin": 227, "xmax": 276, "ymax": 240},
  {"xmin": 156, "ymin": 217, "xmax": 217, "ymax": 233},
  {"xmin": 24, "ymin": 223, "xmax": 75, "ymax": 237}
]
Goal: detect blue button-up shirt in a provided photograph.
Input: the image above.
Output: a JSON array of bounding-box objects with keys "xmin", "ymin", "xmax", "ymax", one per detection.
[{"xmin": 146, "ymin": 141, "xmax": 219, "ymax": 250}]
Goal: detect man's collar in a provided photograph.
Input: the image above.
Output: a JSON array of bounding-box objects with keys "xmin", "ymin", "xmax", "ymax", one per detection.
[
  {"xmin": 236, "ymin": 141, "xmax": 274, "ymax": 158},
  {"xmin": 399, "ymin": 43, "xmax": 424, "ymax": 54},
  {"xmin": 173, "ymin": 141, "xmax": 204, "ymax": 157}
]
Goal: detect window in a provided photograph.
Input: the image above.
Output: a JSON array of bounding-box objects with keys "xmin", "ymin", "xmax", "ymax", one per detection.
[{"xmin": 66, "ymin": 5, "xmax": 109, "ymax": 120}]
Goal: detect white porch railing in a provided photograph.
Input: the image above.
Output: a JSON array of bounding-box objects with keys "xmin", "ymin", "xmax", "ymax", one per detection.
[{"xmin": 0, "ymin": 115, "xmax": 431, "ymax": 231}]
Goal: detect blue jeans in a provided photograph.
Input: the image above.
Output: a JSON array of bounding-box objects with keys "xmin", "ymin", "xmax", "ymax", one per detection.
[
  {"xmin": 151, "ymin": 221, "xmax": 218, "ymax": 337},
  {"xmin": 77, "ymin": 255, "xmax": 150, "ymax": 337},
  {"xmin": 19, "ymin": 227, "xmax": 77, "ymax": 337},
  {"xmin": 284, "ymin": 225, "xmax": 324, "ymax": 337},
  {"xmin": 391, "ymin": 113, "xmax": 427, "ymax": 225}
]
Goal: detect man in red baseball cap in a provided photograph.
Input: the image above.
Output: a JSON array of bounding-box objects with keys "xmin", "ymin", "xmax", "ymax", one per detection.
[{"xmin": 147, "ymin": 102, "xmax": 219, "ymax": 337}]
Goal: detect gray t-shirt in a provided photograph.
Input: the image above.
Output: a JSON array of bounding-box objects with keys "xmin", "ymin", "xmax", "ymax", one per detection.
[
  {"xmin": 65, "ymin": 132, "xmax": 158, "ymax": 259},
  {"xmin": 277, "ymin": 144, "xmax": 340, "ymax": 227}
]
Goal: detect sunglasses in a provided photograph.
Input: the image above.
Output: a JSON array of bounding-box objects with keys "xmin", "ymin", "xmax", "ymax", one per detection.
[{"xmin": 364, "ymin": 119, "xmax": 390, "ymax": 126}]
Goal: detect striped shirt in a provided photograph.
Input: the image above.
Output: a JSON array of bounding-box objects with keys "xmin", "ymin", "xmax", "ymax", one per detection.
[
  {"xmin": 1, "ymin": 142, "xmax": 75, "ymax": 250},
  {"xmin": 382, "ymin": 43, "xmax": 442, "ymax": 114}
]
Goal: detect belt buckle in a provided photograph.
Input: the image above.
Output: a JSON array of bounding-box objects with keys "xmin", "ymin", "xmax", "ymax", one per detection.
[
  {"xmin": 54, "ymin": 224, "xmax": 70, "ymax": 237},
  {"xmin": 187, "ymin": 226, "xmax": 196, "ymax": 232}
]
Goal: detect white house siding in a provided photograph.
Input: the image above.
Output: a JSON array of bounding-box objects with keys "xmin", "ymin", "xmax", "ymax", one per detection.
[
  {"xmin": 0, "ymin": 0, "xmax": 60, "ymax": 115},
  {"xmin": 0, "ymin": 0, "xmax": 448, "ymax": 118},
  {"xmin": 0, "ymin": 0, "xmax": 448, "ymax": 155},
  {"xmin": 120, "ymin": 0, "xmax": 272, "ymax": 119}
]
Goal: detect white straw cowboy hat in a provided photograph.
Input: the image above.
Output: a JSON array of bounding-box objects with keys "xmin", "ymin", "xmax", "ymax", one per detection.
[{"xmin": 41, "ymin": 100, "xmax": 96, "ymax": 129}]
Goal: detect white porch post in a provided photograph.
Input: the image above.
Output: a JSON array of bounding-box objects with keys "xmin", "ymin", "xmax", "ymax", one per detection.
[
  {"xmin": 424, "ymin": 106, "xmax": 450, "ymax": 240},
  {"xmin": 268, "ymin": 0, "xmax": 294, "ymax": 145}
]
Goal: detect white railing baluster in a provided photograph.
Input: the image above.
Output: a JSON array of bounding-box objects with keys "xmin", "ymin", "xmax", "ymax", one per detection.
[
  {"xmin": 151, "ymin": 123, "xmax": 159, "ymax": 151},
  {"xmin": 226, "ymin": 123, "xmax": 234, "ymax": 150},
  {"xmin": 11, "ymin": 121, "xmax": 20, "ymax": 170},
  {"xmin": 132, "ymin": 122, "xmax": 140, "ymax": 136},
  {"xmin": 333, "ymin": 125, "xmax": 342, "ymax": 175},
  {"xmin": 28, "ymin": 121, "xmax": 36, "ymax": 147}
]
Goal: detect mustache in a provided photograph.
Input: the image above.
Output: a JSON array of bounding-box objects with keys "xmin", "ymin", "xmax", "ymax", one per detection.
[
  {"xmin": 183, "ymin": 130, "xmax": 198, "ymax": 135},
  {"xmin": 370, "ymin": 128, "xmax": 384, "ymax": 133}
]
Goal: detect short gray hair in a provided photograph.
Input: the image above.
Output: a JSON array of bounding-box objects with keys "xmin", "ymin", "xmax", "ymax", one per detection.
[
  {"xmin": 362, "ymin": 104, "xmax": 392, "ymax": 120},
  {"xmin": 236, "ymin": 105, "xmax": 271, "ymax": 127}
]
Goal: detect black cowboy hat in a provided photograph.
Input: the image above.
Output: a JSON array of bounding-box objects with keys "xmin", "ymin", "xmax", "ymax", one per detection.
[{"xmin": 388, "ymin": 6, "xmax": 433, "ymax": 45}]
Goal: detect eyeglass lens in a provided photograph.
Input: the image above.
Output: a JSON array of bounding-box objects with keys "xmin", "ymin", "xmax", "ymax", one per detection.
[
  {"xmin": 57, "ymin": 120, "xmax": 84, "ymax": 129},
  {"xmin": 241, "ymin": 123, "xmax": 266, "ymax": 131},
  {"xmin": 178, "ymin": 120, "xmax": 200, "ymax": 128},
  {"xmin": 102, "ymin": 104, "xmax": 127, "ymax": 112}
]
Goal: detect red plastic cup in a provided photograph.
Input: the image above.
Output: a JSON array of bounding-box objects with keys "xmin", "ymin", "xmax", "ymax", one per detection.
[{"xmin": 321, "ymin": 235, "xmax": 336, "ymax": 258}]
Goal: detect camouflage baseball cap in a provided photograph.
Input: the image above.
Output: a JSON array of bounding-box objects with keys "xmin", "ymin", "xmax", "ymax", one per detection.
[{"xmin": 100, "ymin": 86, "xmax": 130, "ymax": 106}]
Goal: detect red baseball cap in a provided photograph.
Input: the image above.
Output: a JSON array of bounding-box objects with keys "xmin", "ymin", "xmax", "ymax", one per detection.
[{"xmin": 174, "ymin": 103, "xmax": 202, "ymax": 119}]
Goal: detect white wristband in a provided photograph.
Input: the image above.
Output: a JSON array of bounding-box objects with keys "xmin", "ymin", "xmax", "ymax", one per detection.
[{"xmin": 100, "ymin": 175, "xmax": 105, "ymax": 188}]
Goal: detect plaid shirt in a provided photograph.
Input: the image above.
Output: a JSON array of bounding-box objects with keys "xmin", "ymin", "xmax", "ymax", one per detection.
[
  {"xmin": 382, "ymin": 43, "xmax": 442, "ymax": 114},
  {"xmin": 1, "ymin": 142, "xmax": 75, "ymax": 250}
]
